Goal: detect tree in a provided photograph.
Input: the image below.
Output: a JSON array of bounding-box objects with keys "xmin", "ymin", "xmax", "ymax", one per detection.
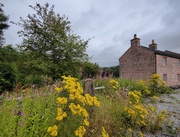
[
  {"xmin": 0, "ymin": 45, "xmax": 19, "ymax": 62},
  {"xmin": 102, "ymin": 65, "xmax": 119, "ymax": 78},
  {"xmin": 81, "ymin": 62, "xmax": 99, "ymax": 79},
  {"xmin": 0, "ymin": 62, "xmax": 18, "ymax": 93},
  {"xmin": 17, "ymin": 3, "xmax": 89, "ymax": 81},
  {"xmin": 0, "ymin": 3, "xmax": 9, "ymax": 46}
]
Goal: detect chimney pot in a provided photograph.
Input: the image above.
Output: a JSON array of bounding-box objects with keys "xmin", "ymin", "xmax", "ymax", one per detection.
[
  {"xmin": 131, "ymin": 34, "xmax": 140, "ymax": 46},
  {"xmin": 149, "ymin": 39, "xmax": 157, "ymax": 50},
  {"xmin": 152, "ymin": 39, "xmax": 154, "ymax": 44}
]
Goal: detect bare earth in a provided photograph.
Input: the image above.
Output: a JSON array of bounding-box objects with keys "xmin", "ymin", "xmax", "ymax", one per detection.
[{"xmin": 145, "ymin": 90, "xmax": 180, "ymax": 137}]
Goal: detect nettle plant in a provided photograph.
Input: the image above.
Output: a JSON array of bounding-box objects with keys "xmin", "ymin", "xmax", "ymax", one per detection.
[{"xmin": 47, "ymin": 76, "xmax": 100, "ymax": 137}]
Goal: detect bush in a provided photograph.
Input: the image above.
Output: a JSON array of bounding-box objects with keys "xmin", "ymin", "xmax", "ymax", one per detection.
[{"xmin": 0, "ymin": 62, "xmax": 17, "ymax": 93}]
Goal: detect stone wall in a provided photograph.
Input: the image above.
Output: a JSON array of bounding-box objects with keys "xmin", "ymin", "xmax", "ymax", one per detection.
[
  {"xmin": 156, "ymin": 54, "xmax": 180, "ymax": 86},
  {"xmin": 119, "ymin": 45, "xmax": 156, "ymax": 80}
]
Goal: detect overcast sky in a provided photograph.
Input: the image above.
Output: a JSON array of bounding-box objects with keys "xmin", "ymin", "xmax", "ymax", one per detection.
[{"xmin": 1, "ymin": 0, "xmax": 180, "ymax": 67}]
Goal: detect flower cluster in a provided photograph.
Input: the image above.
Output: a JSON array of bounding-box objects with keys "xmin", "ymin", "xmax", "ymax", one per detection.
[
  {"xmin": 47, "ymin": 75, "xmax": 100, "ymax": 137},
  {"xmin": 69, "ymin": 103, "xmax": 88, "ymax": 118},
  {"xmin": 124, "ymin": 89, "xmax": 169, "ymax": 134},
  {"xmin": 56, "ymin": 97, "xmax": 67, "ymax": 105},
  {"xmin": 102, "ymin": 126, "xmax": 109, "ymax": 137},
  {"xmin": 56, "ymin": 107, "xmax": 67, "ymax": 121},
  {"xmin": 125, "ymin": 90, "xmax": 148, "ymax": 127},
  {"xmin": 47, "ymin": 125, "xmax": 58, "ymax": 137},
  {"xmin": 109, "ymin": 79, "xmax": 119, "ymax": 91},
  {"xmin": 85, "ymin": 94, "xmax": 100, "ymax": 107},
  {"xmin": 149, "ymin": 73, "xmax": 171, "ymax": 95},
  {"xmin": 75, "ymin": 126, "xmax": 86, "ymax": 137}
]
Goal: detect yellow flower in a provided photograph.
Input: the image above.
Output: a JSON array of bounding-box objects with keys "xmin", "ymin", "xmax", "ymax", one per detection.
[
  {"xmin": 21, "ymin": 90, "xmax": 26, "ymax": 93},
  {"xmin": 145, "ymin": 89, "xmax": 151, "ymax": 95},
  {"xmin": 102, "ymin": 127, "xmax": 109, "ymax": 137},
  {"xmin": 75, "ymin": 126, "xmax": 86, "ymax": 137},
  {"xmin": 50, "ymin": 130, "xmax": 58, "ymax": 137},
  {"xmin": 153, "ymin": 95, "xmax": 159, "ymax": 100},
  {"xmin": 162, "ymin": 81, "xmax": 166, "ymax": 85},
  {"xmin": 139, "ymin": 132, "xmax": 144, "ymax": 137},
  {"xmin": 47, "ymin": 127, "xmax": 52, "ymax": 133},
  {"xmin": 57, "ymin": 97, "xmax": 68, "ymax": 105},
  {"xmin": 127, "ymin": 128, "xmax": 133, "ymax": 133},
  {"xmin": 47, "ymin": 125, "xmax": 58, "ymax": 137},
  {"xmin": 56, "ymin": 115, "xmax": 63, "ymax": 121},
  {"xmin": 54, "ymin": 87, "xmax": 61, "ymax": 92},
  {"xmin": 83, "ymin": 119, "xmax": 89, "ymax": 127},
  {"xmin": 56, "ymin": 108, "xmax": 67, "ymax": 121}
]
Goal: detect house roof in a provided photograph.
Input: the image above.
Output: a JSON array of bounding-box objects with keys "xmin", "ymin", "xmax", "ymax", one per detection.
[{"xmin": 141, "ymin": 46, "xmax": 180, "ymax": 59}]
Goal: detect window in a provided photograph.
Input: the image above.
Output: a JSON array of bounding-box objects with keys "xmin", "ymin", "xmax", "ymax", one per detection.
[
  {"xmin": 179, "ymin": 60, "xmax": 180, "ymax": 67},
  {"xmin": 163, "ymin": 74, "xmax": 167, "ymax": 81},
  {"xmin": 163, "ymin": 57, "xmax": 167, "ymax": 66},
  {"xmin": 177, "ymin": 74, "xmax": 180, "ymax": 81}
]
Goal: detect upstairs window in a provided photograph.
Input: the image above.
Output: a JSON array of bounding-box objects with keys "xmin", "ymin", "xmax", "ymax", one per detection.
[
  {"xmin": 163, "ymin": 74, "xmax": 167, "ymax": 82},
  {"xmin": 163, "ymin": 57, "xmax": 167, "ymax": 66}
]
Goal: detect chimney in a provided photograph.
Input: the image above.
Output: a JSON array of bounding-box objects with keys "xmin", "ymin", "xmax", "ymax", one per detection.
[
  {"xmin": 131, "ymin": 34, "xmax": 140, "ymax": 46},
  {"xmin": 149, "ymin": 39, "xmax": 157, "ymax": 50}
]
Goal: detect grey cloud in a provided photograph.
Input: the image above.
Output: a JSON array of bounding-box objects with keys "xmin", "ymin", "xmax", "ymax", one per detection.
[{"xmin": 2, "ymin": 0, "xmax": 180, "ymax": 67}]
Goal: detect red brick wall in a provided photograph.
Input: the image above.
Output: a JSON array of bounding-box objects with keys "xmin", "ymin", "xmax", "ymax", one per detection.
[
  {"xmin": 156, "ymin": 55, "xmax": 180, "ymax": 86},
  {"xmin": 119, "ymin": 46, "xmax": 156, "ymax": 80}
]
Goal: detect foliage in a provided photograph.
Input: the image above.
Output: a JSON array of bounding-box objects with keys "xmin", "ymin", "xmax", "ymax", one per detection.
[
  {"xmin": 47, "ymin": 76, "xmax": 100, "ymax": 137},
  {"xmin": 149, "ymin": 74, "xmax": 172, "ymax": 95},
  {"xmin": 0, "ymin": 45, "xmax": 19, "ymax": 63},
  {"xmin": 0, "ymin": 86, "xmax": 58, "ymax": 136},
  {"xmin": 123, "ymin": 90, "xmax": 170, "ymax": 135},
  {"xmin": 0, "ymin": 74, "xmax": 178, "ymax": 137},
  {"xmin": 102, "ymin": 65, "xmax": 119, "ymax": 78},
  {"xmin": 17, "ymin": 3, "xmax": 89, "ymax": 81},
  {"xmin": 0, "ymin": 3, "xmax": 9, "ymax": 46},
  {"xmin": 80, "ymin": 62, "xmax": 99, "ymax": 79},
  {"xmin": 0, "ymin": 62, "xmax": 18, "ymax": 93}
]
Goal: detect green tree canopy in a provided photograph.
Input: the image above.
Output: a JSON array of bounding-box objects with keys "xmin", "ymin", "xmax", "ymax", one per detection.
[
  {"xmin": 0, "ymin": 3, "xmax": 9, "ymax": 46},
  {"xmin": 17, "ymin": 3, "xmax": 89, "ymax": 81}
]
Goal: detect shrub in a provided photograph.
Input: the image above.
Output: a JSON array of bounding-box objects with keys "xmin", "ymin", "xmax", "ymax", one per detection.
[
  {"xmin": 149, "ymin": 74, "xmax": 172, "ymax": 95},
  {"xmin": 0, "ymin": 62, "xmax": 17, "ymax": 93}
]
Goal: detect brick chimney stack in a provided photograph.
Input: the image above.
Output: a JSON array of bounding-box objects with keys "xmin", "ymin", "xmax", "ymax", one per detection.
[
  {"xmin": 131, "ymin": 34, "xmax": 140, "ymax": 46},
  {"xmin": 149, "ymin": 39, "xmax": 157, "ymax": 50}
]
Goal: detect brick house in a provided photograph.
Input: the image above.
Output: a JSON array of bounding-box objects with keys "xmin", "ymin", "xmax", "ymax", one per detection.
[{"xmin": 119, "ymin": 34, "xmax": 180, "ymax": 86}]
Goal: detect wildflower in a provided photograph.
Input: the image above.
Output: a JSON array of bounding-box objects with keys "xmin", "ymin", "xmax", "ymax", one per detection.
[
  {"xmin": 21, "ymin": 90, "xmax": 26, "ymax": 93},
  {"xmin": 47, "ymin": 125, "xmax": 58, "ymax": 137},
  {"xmin": 56, "ymin": 108, "xmax": 67, "ymax": 121},
  {"xmin": 162, "ymin": 81, "xmax": 166, "ymax": 85},
  {"xmin": 139, "ymin": 132, "xmax": 144, "ymax": 137},
  {"xmin": 102, "ymin": 127, "xmax": 109, "ymax": 137},
  {"xmin": 75, "ymin": 126, "xmax": 86, "ymax": 137},
  {"xmin": 54, "ymin": 87, "xmax": 61, "ymax": 92},
  {"xmin": 56, "ymin": 97, "xmax": 67, "ymax": 105},
  {"xmin": 144, "ymin": 89, "xmax": 151, "ymax": 95},
  {"xmin": 127, "ymin": 128, "xmax": 133, "ymax": 133},
  {"xmin": 153, "ymin": 95, "xmax": 159, "ymax": 100},
  {"xmin": 83, "ymin": 119, "xmax": 89, "ymax": 127},
  {"xmin": 19, "ymin": 122, "xmax": 23, "ymax": 126}
]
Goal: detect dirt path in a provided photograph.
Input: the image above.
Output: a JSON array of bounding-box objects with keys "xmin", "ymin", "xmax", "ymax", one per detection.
[{"xmin": 145, "ymin": 90, "xmax": 180, "ymax": 137}]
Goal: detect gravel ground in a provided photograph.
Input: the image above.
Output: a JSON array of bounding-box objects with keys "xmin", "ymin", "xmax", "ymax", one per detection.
[{"xmin": 145, "ymin": 90, "xmax": 180, "ymax": 137}]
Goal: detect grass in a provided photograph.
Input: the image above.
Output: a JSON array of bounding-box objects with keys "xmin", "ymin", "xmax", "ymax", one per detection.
[{"xmin": 0, "ymin": 74, "xmax": 178, "ymax": 137}]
